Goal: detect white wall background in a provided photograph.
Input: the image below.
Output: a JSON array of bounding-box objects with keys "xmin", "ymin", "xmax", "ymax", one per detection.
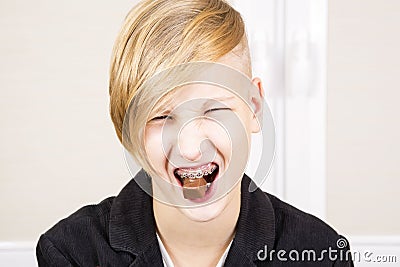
[
  {"xmin": 233, "ymin": 0, "xmax": 328, "ymax": 221},
  {"xmin": 327, "ymin": 0, "xmax": 400, "ymax": 236},
  {"xmin": 1, "ymin": 0, "xmax": 399, "ymax": 266},
  {"xmin": 0, "ymin": 0, "xmax": 137, "ymax": 241}
]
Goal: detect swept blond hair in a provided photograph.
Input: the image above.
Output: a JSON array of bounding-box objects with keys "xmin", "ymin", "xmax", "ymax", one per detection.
[{"xmin": 109, "ymin": 0, "xmax": 250, "ymax": 168}]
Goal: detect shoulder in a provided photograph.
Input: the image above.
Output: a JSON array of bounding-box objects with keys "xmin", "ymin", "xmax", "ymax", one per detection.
[
  {"xmin": 36, "ymin": 197, "xmax": 119, "ymax": 265},
  {"xmin": 265, "ymin": 192, "xmax": 346, "ymax": 250},
  {"xmin": 44, "ymin": 196, "xmax": 114, "ymax": 240},
  {"xmin": 265, "ymin": 193, "xmax": 354, "ymax": 265},
  {"xmin": 267, "ymin": 192, "xmax": 336, "ymax": 235}
]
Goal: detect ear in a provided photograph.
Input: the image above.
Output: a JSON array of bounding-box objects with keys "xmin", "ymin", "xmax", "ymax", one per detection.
[
  {"xmin": 249, "ymin": 77, "xmax": 264, "ymax": 133},
  {"xmin": 252, "ymin": 77, "xmax": 264, "ymax": 98}
]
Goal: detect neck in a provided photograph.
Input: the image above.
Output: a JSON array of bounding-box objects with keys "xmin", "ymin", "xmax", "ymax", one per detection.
[{"xmin": 153, "ymin": 184, "xmax": 241, "ymax": 265}]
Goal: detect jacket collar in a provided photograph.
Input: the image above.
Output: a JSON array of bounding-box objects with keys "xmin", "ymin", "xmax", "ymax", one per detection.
[
  {"xmin": 109, "ymin": 169, "xmax": 275, "ymax": 265},
  {"xmin": 226, "ymin": 174, "xmax": 276, "ymax": 265}
]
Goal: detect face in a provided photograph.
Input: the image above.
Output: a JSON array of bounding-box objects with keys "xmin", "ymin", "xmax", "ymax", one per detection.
[{"xmin": 143, "ymin": 62, "xmax": 262, "ymax": 222}]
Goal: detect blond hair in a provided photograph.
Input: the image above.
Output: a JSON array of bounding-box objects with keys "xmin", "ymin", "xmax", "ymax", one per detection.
[{"xmin": 109, "ymin": 0, "xmax": 250, "ymax": 169}]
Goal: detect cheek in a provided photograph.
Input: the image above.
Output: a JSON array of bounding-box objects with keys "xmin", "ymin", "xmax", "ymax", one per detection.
[
  {"xmin": 208, "ymin": 109, "xmax": 253, "ymax": 160},
  {"xmin": 204, "ymin": 121, "xmax": 232, "ymax": 157},
  {"xmin": 236, "ymin": 106, "xmax": 256, "ymax": 139},
  {"xmin": 144, "ymin": 126, "xmax": 165, "ymax": 168}
]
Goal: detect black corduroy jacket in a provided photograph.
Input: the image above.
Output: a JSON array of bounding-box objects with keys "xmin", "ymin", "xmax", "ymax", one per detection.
[{"xmin": 36, "ymin": 170, "xmax": 354, "ymax": 266}]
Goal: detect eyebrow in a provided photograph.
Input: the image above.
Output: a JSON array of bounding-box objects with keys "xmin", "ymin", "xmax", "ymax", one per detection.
[
  {"xmin": 150, "ymin": 96, "xmax": 236, "ymax": 117},
  {"xmin": 201, "ymin": 96, "xmax": 236, "ymax": 110},
  {"xmin": 209, "ymin": 96, "xmax": 236, "ymax": 102}
]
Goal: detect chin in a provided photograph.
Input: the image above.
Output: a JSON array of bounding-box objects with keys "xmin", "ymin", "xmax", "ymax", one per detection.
[{"xmin": 179, "ymin": 196, "xmax": 229, "ymax": 222}]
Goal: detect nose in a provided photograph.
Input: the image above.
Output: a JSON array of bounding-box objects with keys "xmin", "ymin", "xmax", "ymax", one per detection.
[{"xmin": 178, "ymin": 119, "xmax": 206, "ymax": 162}]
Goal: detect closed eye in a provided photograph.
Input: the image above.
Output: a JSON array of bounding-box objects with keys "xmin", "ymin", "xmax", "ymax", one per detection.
[
  {"xmin": 205, "ymin": 107, "xmax": 232, "ymax": 114},
  {"xmin": 149, "ymin": 115, "xmax": 172, "ymax": 122}
]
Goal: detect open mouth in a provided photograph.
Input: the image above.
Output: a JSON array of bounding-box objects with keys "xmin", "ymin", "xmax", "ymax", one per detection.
[
  {"xmin": 173, "ymin": 162, "xmax": 219, "ymax": 186},
  {"xmin": 173, "ymin": 162, "xmax": 219, "ymax": 200}
]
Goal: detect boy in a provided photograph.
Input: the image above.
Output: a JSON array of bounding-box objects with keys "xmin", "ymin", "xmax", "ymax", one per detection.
[{"xmin": 36, "ymin": 0, "xmax": 353, "ymax": 266}]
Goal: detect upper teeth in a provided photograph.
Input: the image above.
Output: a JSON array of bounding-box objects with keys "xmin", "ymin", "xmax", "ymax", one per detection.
[{"xmin": 176, "ymin": 164, "xmax": 217, "ymax": 179}]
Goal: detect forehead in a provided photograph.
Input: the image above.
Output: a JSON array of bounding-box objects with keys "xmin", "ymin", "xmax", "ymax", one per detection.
[
  {"xmin": 151, "ymin": 83, "xmax": 242, "ymax": 113},
  {"xmin": 138, "ymin": 61, "xmax": 256, "ymax": 121},
  {"xmin": 174, "ymin": 83, "xmax": 238, "ymax": 102}
]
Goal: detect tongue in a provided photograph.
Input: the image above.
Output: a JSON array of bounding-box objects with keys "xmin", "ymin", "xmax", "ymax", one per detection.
[{"xmin": 182, "ymin": 177, "xmax": 207, "ymax": 199}]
